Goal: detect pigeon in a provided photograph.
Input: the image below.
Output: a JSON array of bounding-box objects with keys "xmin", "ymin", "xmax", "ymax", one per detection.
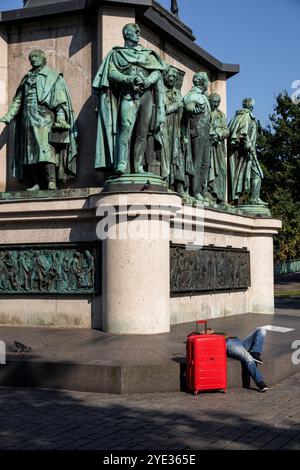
[
  {"xmin": 14, "ymin": 341, "xmax": 32, "ymax": 354},
  {"xmin": 142, "ymin": 180, "xmax": 151, "ymax": 191}
]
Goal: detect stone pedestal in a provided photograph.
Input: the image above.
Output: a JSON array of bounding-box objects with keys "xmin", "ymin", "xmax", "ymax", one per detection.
[
  {"xmin": 96, "ymin": 192, "xmax": 181, "ymax": 334},
  {"xmin": 0, "ymin": 31, "xmax": 8, "ymax": 192},
  {"xmin": 0, "ymin": 190, "xmax": 281, "ymax": 332},
  {"xmin": 170, "ymin": 205, "xmax": 282, "ymax": 323}
]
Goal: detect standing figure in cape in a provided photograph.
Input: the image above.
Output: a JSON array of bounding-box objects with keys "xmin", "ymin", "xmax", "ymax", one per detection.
[
  {"xmin": 160, "ymin": 66, "xmax": 193, "ymax": 197},
  {"xmin": 0, "ymin": 49, "xmax": 77, "ymax": 190},
  {"xmin": 92, "ymin": 23, "xmax": 166, "ymax": 175},
  {"xmin": 228, "ymin": 98, "xmax": 266, "ymax": 206},
  {"xmin": 183, "ymin": 72, "xmax": 211, "ymax": 203},
  {"xmin": 208, "ymin": 92, "xmax": 229, "ymax": 204}
]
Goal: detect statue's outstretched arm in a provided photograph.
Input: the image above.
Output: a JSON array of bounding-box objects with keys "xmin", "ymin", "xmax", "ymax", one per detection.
[{"xmin": 0, "ymin": 90, "xmax": 22, "ymax": 124}]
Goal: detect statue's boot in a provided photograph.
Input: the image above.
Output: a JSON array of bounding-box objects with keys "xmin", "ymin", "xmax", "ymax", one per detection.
[
  {"xmin": 250, "ymin": 178, "xmax": 267, "ymax": 206},
  {"xmin": 195, "ymin": 192, "xmax": 205, "ymax": 203},
  {"xmin": 27, "ymin": 164, "xmax": 40, "ymax": 191},
  {"xmin": 27, "ymin": 184, "xmax": 40, "ymax": 191},
  {"xmin": 46, "ymin": 163, "xmax": 57, "ymax": 190},
  {"xmin": 175, "ymin": 182, "xmax": 185, "ymax": 196},
  {"xmin": 133, "ymin": 139, "xmax": 147, "ymax": 174},
  {"xmin": 115, "ymin": 162, "xmax": 127, "ymax": 175},
  {"xmin": 204, "ymin": 192, "xmax": 217, "ymax": 204}
]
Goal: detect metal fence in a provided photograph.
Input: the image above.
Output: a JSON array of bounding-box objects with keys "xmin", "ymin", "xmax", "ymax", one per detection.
[{"xmin": 275, "ymin": 259, "xmax": 300, "ymax": 276}]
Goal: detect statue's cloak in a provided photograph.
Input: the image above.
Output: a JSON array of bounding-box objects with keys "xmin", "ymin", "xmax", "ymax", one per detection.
[
  {"xmin": 92, "ymin": 45, "xmax": 166, "ymax": 170},
  {"xmin": 13, "ymin": 65, "xmax": 77, "ymax": 181},
  {"xmin": 228, "ymin": 109, "xmax": 263, "ymax": 200}
]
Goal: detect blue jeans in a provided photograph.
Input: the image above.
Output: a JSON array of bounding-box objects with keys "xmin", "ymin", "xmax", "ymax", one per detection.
[{"xmin": 226, "ymin": 328, "xmax": 267, "ymax": 385}]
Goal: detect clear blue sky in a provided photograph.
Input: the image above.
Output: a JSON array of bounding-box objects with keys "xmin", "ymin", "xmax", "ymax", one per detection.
[{"xmin": 1, "ymin": 0, "xmax": 299, "ymax": 124}]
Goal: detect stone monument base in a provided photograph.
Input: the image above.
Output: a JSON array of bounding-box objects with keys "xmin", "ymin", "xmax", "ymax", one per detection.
[
  {"xmin": 0, "ymin": 189, "xmax": 281, "ymax": 333},
  {"xmin": 237, "ymin": 204, "xmax": 272, "ymax": 217},
  {"xmin": 103, "ymin": 173, "xmax": 168, "ymax": 193}
]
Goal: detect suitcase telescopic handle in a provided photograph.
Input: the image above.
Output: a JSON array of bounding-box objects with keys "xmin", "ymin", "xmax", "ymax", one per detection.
[{"xmin": 196, "ymin": 320, "xmax": 208, "ymax": 334}]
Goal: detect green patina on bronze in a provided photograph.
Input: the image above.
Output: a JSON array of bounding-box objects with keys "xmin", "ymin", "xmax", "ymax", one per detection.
[
  {"xmin": 160, "ymin": 66, "xmax": 194, "ymax": 197},
  {"xmin": 228, "ymin": 98, "xmax": 266, "ymax": 207},
  {"xmin": 183, "ymin": 72, "xmax": 211, "ymax": 203},
  {"xmin": 0, "ymin": 244, "xmax": 99, "ymax": 295},
  {"xmin": 208, "ymin": 93, "xmax": 229, "ymax": 204},
  {"xmin": 0, "ymin": 187, "xmax": 101, "ymax": 201},
  {"xmin": 0, "ymin": 49, "xmax": 77, "ymax": 191},
  {"xmin": 92, "ymin": 23, "xmax": 166, "ymax": 176}
]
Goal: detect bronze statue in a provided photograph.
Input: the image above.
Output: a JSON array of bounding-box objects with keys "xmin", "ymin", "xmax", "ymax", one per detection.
[
  {"xmin": 92, "ymin": 23, "xmax": 166, "ymax": 175},
  {"xmin": 183, "ymin": 72, "xmax": 211, "ymax": 202},
  {"xmin": 171, "ymin": 0, "xmax": 179, "ymax": 17},
  {"xmin": 161, "ymin": 67, "xmax": 185, "ymax": 194},
  {"xmin": 228, "ymin": 98, "xmax": 266, "ymax": 206},
  {"xmin": 0, "ymin": 49, "xmax": 77, "ymax": 191},
  {"xmin": 208, "ymin": 93, "xmax": 229, "ymax": 204}
]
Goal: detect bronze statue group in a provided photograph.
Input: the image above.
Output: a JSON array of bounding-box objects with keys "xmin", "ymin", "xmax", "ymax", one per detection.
[{"xmin": 0, "ymin": 23, "xmax": 267, "ymax": 210}]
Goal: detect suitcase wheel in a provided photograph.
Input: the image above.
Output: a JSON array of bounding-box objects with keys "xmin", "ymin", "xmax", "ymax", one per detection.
[{"xmin": 193, "ymin": 391, "xmax": 198, "ymax": 395}]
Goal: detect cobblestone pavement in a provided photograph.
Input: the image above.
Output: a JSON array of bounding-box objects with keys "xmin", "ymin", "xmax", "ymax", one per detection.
[{"xmin": 0, "ymin": 372, "xmax": 299, "ymax": 451}]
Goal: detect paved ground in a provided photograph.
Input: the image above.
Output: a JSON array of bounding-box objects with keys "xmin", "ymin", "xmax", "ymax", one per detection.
[
  {"xmin": 0, "ymin": 276, "xmax": 299, "ymax": 450},
  {"xmin": 0, "ymin": 371, "xmax": 299, "ymax": 451},
  {"xmin": 275, "ymin": 272, "xmax": 300, "ymax": 294}
]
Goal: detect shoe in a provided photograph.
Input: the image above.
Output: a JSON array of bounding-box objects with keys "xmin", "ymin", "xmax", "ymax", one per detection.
[
  {"xmin": 115, "ymin": 163, "xmax": 126, "ymax": 175},
  {"xmin": 135, "ymin": 165, "xmax": 146, "ymax": 174},
  {"xmin": 195, "ymin": 193, "xmax": 205, "ymax": 203},
  {"xmin": 258, "ymin": 382, "xmax": 269, "ymax": 392},
  {"xmin": 27, "ymin": 184, "xmax": 40, "ymax": 191},
  {"xmin": 48, "ymin": 181, "xmax": 57, "ymax": 190},
  {"xmin": 251, "ymin": 352, "xmax": 263, "ymax": 364}
]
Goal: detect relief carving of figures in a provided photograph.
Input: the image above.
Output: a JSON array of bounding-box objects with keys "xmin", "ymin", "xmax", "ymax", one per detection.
[
  {"xmin": 170, "ymin": 246, "xmax": 250, "ymax": 294},
  {"xmin": 92, "ymin": 23, "xmax": 166, "ymax": 175},
  {"xmin": 0, "ymin": 49, "xmax": 77, "ymax": 191},
  {"xmin": 0, "ymin": 247, "xmax": 96, "ymax": 294}
]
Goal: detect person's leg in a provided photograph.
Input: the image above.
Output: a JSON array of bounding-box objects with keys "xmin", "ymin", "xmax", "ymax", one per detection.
[
  {"xmin": 241, "ymin": 328, "xmax": 266, "ymax": 354},
  {"xmin": 45, "ymin": 163, "xmax": 57, "ymax": 190},
  {"xmin": 133, "ymin": 90, "xmax": 153, "ymax": 173},
  {"xmin": 199, "ymin": 133, "xmax": 211, "ymax": 197},
  {"xmin": 27, "ymin": 164, "xmax": 41, "ymax": 191},
  {"xmin": 116, "ymin": 98, "xmax": 138, "ymax": 174},
  {"xmin": 226, "ymin": 339, "xmax": 265, "ymax": 386}
]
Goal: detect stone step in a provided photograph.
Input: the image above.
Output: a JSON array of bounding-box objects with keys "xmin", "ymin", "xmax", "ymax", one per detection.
[{"xmin": 0, "ymin": 310, "xmax": 299, "ymax": 394}]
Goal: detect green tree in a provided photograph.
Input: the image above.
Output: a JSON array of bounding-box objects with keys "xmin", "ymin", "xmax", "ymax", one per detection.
[{"xmin": 258, "ymin": 92, "xmax": 300, "ymax": 261}]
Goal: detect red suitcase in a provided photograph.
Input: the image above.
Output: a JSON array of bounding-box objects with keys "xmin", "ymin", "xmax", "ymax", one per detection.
[{"xmin": 186, "ymin": 320, "xmax": 227, "ymax": 394}]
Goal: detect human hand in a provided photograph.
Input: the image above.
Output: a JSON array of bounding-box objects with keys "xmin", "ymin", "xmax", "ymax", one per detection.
[
  {"xmin": 132, "ymin": 76, "xmax": 144, "ymax": 91},
  {"xmin": 230, "ymin": 139, "xmax": 239, "ymax": 149},
  {"xmin": 244, "ymin": 142, "xmax": 253, "ymax": 152},
  {"xmin": 193, "ymin": 105, "xmax": 203, "ymax": 115},
  {"xmin": 142, "ymin": 78, "xmax": 152, "ymax": 90},
  {"xmin": 0, "ymin": 117, "xmax": 9, "ymax": 125},
  {"xmin": 53, "ymin": 120, "xmax": 70, "ymax": 130},
  {"xmin": 200, "ymin": 328, "xmax": 214, "ymax": 335}
]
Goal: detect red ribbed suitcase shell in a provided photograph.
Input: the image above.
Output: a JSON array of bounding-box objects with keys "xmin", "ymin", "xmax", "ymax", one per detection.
[{"xmin": 186, "ymin": 322, "xmax": 227, "ymax": 394}]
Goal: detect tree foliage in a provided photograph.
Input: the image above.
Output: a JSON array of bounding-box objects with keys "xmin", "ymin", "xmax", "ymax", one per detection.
[{"xmin": 258, "ymin": 92, "xmax": 300, "ymax": 261}]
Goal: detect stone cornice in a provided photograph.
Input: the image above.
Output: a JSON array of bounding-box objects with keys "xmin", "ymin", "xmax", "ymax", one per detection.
[{"xmin": 0, "ymin": 0, "xmax": 239, "ymax": 78}]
